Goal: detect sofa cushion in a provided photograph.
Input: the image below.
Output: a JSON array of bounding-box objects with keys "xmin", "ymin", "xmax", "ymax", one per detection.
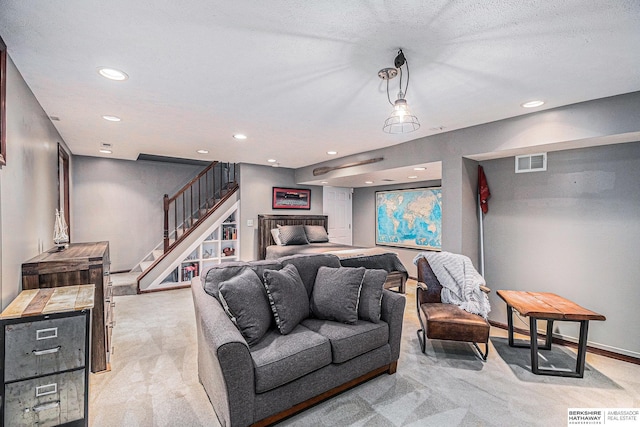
[
  {"xmin": 251, "ymin": 324, "xmax": 331, "ymax": 393},
  {"xmin": 217, "ymin": 268, "xmax": 273, "ymax": 346},
  {"xmin": 310, "ymin": 266, "xmax": 365, "ymax": 324},
  {"xmin": 202, "ymin": 262, "xmax": 250, "ymax": 300},
  {"xmin": 301, "ymin": 318, "xmax": 389, "ymax": 364},
  {"xmin": 279, "ymin": 253, "xmax": 341, "ymax": 296},
  {"xmin": 303, "ymin": 225, "xmax": 329, "ymax": 243},
  {"xmin": 359, "ymin": 269, "xmax": 388, "ymax": 323},
  {"xmin": 276, "ymin": 224, "xmax": 309, "ymax": 245},
  {"xmin": 249, "ymin": 259, "xmax": 283, "ymax": 285},
  {"xmin": 263, "ymin": 264, "xmax": 309, "ymax": 334}
]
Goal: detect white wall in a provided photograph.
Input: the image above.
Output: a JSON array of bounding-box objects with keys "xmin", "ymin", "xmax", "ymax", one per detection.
[
  {"xmin": 239, "ymin": 163, "xmax": 323, "ymax": 261},
  {"xmin": 482, "ymin": 142, "xmax": 640, "ymax": 357},
  {"xmin": 72, "ymin": 156, "xmax": 204, "ymax": 271},
  {"xmin": 352, "ymin": 180, "xmax": 441, "ymax": 278},
  {"xmin": 0, "ymin": 56, "xmax": 66, "ymax": 309}
]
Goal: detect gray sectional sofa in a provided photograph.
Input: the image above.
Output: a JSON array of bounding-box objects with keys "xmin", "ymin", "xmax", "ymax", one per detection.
[{"xmin": 191, "ymin": 253, "xmax": 406, "ymax": 427}]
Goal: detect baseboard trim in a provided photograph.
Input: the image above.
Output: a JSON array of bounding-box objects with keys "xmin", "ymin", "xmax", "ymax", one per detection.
[
  {"xmin": 138, "ymin": 283, "xmax": 191, "ymax": 294},
  {"xmin": 489, "ymin": 321, "xmax": 640, "ymax": 366}
]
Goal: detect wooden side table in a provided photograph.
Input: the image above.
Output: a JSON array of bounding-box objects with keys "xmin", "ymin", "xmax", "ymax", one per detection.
[
  {"xmin": 497, "ymin": 290, "xmax": 605, "ymax": 378},
  {"xmin": 1, "ymin": 285, "xmax": 94, "ymax": 427}
]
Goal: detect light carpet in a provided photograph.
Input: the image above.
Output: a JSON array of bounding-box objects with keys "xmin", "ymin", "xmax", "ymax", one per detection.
[{"xmin": 89, "ymin": 281, "xmax": 640, "ymax": 426}]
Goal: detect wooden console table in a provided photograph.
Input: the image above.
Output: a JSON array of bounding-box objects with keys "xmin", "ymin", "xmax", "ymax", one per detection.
[
  {"xmin": 497, "ymin": 290, "xmax": 605, "ymax": 378},
  {"xmin": 21, "ymin": 242, "xmax": 113, "ymax": 373}
]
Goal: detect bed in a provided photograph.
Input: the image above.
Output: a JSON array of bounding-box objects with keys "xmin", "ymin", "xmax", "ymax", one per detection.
[{"xmin": 257, "ymin": 214, "xmax": 407, "ymax": 292}]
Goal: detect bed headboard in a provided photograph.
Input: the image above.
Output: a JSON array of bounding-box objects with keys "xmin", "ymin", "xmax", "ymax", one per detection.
[{"xmin": 257, "ymin": 214, "xmax": 328, "ymax": 260}]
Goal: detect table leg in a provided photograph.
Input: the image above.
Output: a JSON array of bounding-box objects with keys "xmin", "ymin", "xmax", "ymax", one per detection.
[
  {"xmin": 542, "ymin": 319, "xmax": 553, "ymax": 350},
  {"xmin": 575, "ymin": 320, "xmax": 589, "ymax": 378},
  {"xmin": 507, "ymin": 305, "xmax": 515, "ymax": 347},
  {"xmin": 530, "ymin": 317, "xmax": 539, "ymax": 374}
]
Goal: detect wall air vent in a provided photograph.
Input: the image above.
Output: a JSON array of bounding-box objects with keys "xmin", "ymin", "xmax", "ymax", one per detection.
[{"xmin": 515, "ymin": 153, "xmax": 547, "ymax": 173}]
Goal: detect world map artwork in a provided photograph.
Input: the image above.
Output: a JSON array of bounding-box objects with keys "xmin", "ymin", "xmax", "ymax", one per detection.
[{"xmin": 375, "ymin": 187, "xmax": 442, "ymax": 250}]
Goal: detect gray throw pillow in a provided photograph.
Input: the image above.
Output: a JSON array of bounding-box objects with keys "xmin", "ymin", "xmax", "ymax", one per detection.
[
  {"xmin": 218, "ymin": 268, "xmax": 273, "ymax": 346},
  {"xmin": 279, "ymin": 253, "xmax": 341, "ymax": 296},
  {"xmin": 304, "ymin": 225, "xmax": 329, "ymax": 243},
  {"xmin": 359, "ymin": 269, "xmax": 388, "ymax": 323},
  {"xmin": 310, "ymin": 266, "xmax": 365, "ymax": 324},
  {"xmin": 263, "ymin": 264, "xmax": 309, "ymax": 334},
  {"xmin": 203, "ymin": 262, "xmax": 250, "ymax": 300},
  {"xmin": 276, "ymin": 225, "xmax": 309, "ymax": 245}
]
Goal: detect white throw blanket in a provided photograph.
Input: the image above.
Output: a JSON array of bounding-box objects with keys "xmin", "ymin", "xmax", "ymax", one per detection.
[{"xmin": 413, "ymin": 252, "xmax": 491, "ymax": 319}]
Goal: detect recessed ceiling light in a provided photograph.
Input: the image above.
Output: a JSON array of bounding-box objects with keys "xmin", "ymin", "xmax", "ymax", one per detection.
[
  {"xmin": 521, "ymin": 100, "xmax": 545, "ymax": 108},
  {"xmin": 197, "ymin": 149, "xmax": 209, "ymax": 154},
  {"xmin": 327, "ymin": 151, "xmax": 338, "ymax": 155},
  {"xmin": 233, "ymin": 134, "xmax": 247, "ymax": 140},
  {"xmin": 102, "ymin": 115, "xmax": 121, "ymax": 122},
  {"xmin": 99, "ymin": 149, "xmax": 112, "ymax": 154},
  {"xmin": 97, "ymin": 67, "xmax": 128, "ymax": 81},
  {"xmin": 267, "ymin": 159, "xmax": 277, "ymax": 163},
  {"xmin": 408, "ymin": 175, "xmax": 418, "ymax": 179},
  {"xmin": 365, "ymin": 180, "xmax": 373, "ymax": 184},
  {"xmin": 413, "ymin": 167, "xmax": 426, "ymax": 171},
  {"xmin": 321, "ymin": 181, "xmax": 328, "ymax": 184}
]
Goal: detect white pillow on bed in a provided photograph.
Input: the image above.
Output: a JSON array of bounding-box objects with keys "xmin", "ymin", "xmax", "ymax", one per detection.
[{"xmin": 271, "ymin": 228, "xmax": 284, "ymax": 246}]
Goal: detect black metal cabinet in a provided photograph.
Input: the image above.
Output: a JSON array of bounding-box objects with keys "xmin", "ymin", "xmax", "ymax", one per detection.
[{"xmin": 0, "ymin": 285, "xmax": 93, "ymax": 427}]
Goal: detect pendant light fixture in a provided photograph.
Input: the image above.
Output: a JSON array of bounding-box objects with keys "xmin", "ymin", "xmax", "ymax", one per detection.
[{"xmin": 379, "ymin": 49, "xmax": 420, "ymax": 134}]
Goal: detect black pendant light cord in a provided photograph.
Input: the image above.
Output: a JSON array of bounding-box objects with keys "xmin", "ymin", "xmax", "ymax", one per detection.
[{"xmin": 386, "ymin": 49, "xmax": 410, "ymax": 105}]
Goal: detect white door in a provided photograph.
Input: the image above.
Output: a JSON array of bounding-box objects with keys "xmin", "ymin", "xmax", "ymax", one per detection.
[{"xmin": 323, "ymin": 186, "xmax": 352, "ymax": 245}]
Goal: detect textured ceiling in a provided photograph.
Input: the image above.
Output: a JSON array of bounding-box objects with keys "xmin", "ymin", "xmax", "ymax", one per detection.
[{"xmin": 1, "ymin": 1, "xmax": 640, "ymax": 176}]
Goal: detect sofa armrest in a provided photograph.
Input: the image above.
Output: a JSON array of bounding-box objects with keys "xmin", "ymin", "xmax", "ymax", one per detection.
[
  {"xmin": 191, "ymin": 276, "xmax": 255, "ymax": 427},
  {"xmin": 380, "ymin": 289, "xmax": 406, "ymax": 362}
]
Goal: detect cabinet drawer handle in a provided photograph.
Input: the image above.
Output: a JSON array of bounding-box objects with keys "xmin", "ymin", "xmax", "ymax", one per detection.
[
  {"xmin": 33, "ymin": 346, "xmax": 61, "ymax": 356},
  {"xmin": 31, "ymin": 400, "xmax": 60, "ymax": 413}
]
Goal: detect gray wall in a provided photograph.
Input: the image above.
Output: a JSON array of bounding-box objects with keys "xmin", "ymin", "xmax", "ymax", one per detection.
[
  {"xmin": 482, "ymin": 142, "xmax": 640, "ymax": 357},
  {"xmin": 352, "ymin": 180, "xmax": 441, "ymax": 279},
  {"xmin": 0, "ymin": 56, "xmax": 66, "ymax": 309},
  {"xmin": 298, "ymin": 92, "xmax": 640, "ymax": 267},
  {"xmin": 239, "ymin": 163, "xmax": 323, "ymax": 261},
  {"xmin": 72, "ymin": 157, "xmax": 204, "ymax": 271}
]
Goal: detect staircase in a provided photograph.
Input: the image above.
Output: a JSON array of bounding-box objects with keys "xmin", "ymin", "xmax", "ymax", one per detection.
[{"xmin": 134, "ymin": 161, "xmax": 240, "ymax": 293}]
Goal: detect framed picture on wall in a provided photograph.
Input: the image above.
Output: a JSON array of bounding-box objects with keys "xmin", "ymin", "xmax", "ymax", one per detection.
[
  {"xmin": 375, "ymin": 187, "xmax": 442, "ymax": 250},
  {"xmin": 0, "ymin": 35, "xmax": 7, "ymax": 166},
  {"xmin": 272, "ymin": 187, "xmax": 311, "ymax": 210}
]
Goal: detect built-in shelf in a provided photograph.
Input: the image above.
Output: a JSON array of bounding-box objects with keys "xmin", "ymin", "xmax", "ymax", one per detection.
[{"xmin": 161, "ymin": 210, "xmax": 239, "ymax": 285}]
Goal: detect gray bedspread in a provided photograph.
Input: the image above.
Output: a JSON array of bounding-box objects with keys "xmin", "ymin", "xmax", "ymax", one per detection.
[
  {"xmin": 265, "ymin": 242, "xmax": 363, "ymax": 259},
  {"xmin": 265, "ymin": 243, "xmax": 408, "ymax": 277}
]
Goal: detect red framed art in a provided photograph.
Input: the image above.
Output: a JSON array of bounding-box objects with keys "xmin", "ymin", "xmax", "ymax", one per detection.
[{"xmin": 272, "ymin": 187, "xmax": 311, "ymax": 210}]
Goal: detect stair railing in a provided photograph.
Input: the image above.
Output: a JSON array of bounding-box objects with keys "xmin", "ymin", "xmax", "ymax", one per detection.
[{"xmin": 163, "ymin": 161, "xmax": 239, "ymax": 252}]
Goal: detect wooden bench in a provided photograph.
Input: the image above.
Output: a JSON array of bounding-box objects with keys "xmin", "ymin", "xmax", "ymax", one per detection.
[{"xmin": 497, "ymin": 290, "xmax": 606, "ymax": 378}]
